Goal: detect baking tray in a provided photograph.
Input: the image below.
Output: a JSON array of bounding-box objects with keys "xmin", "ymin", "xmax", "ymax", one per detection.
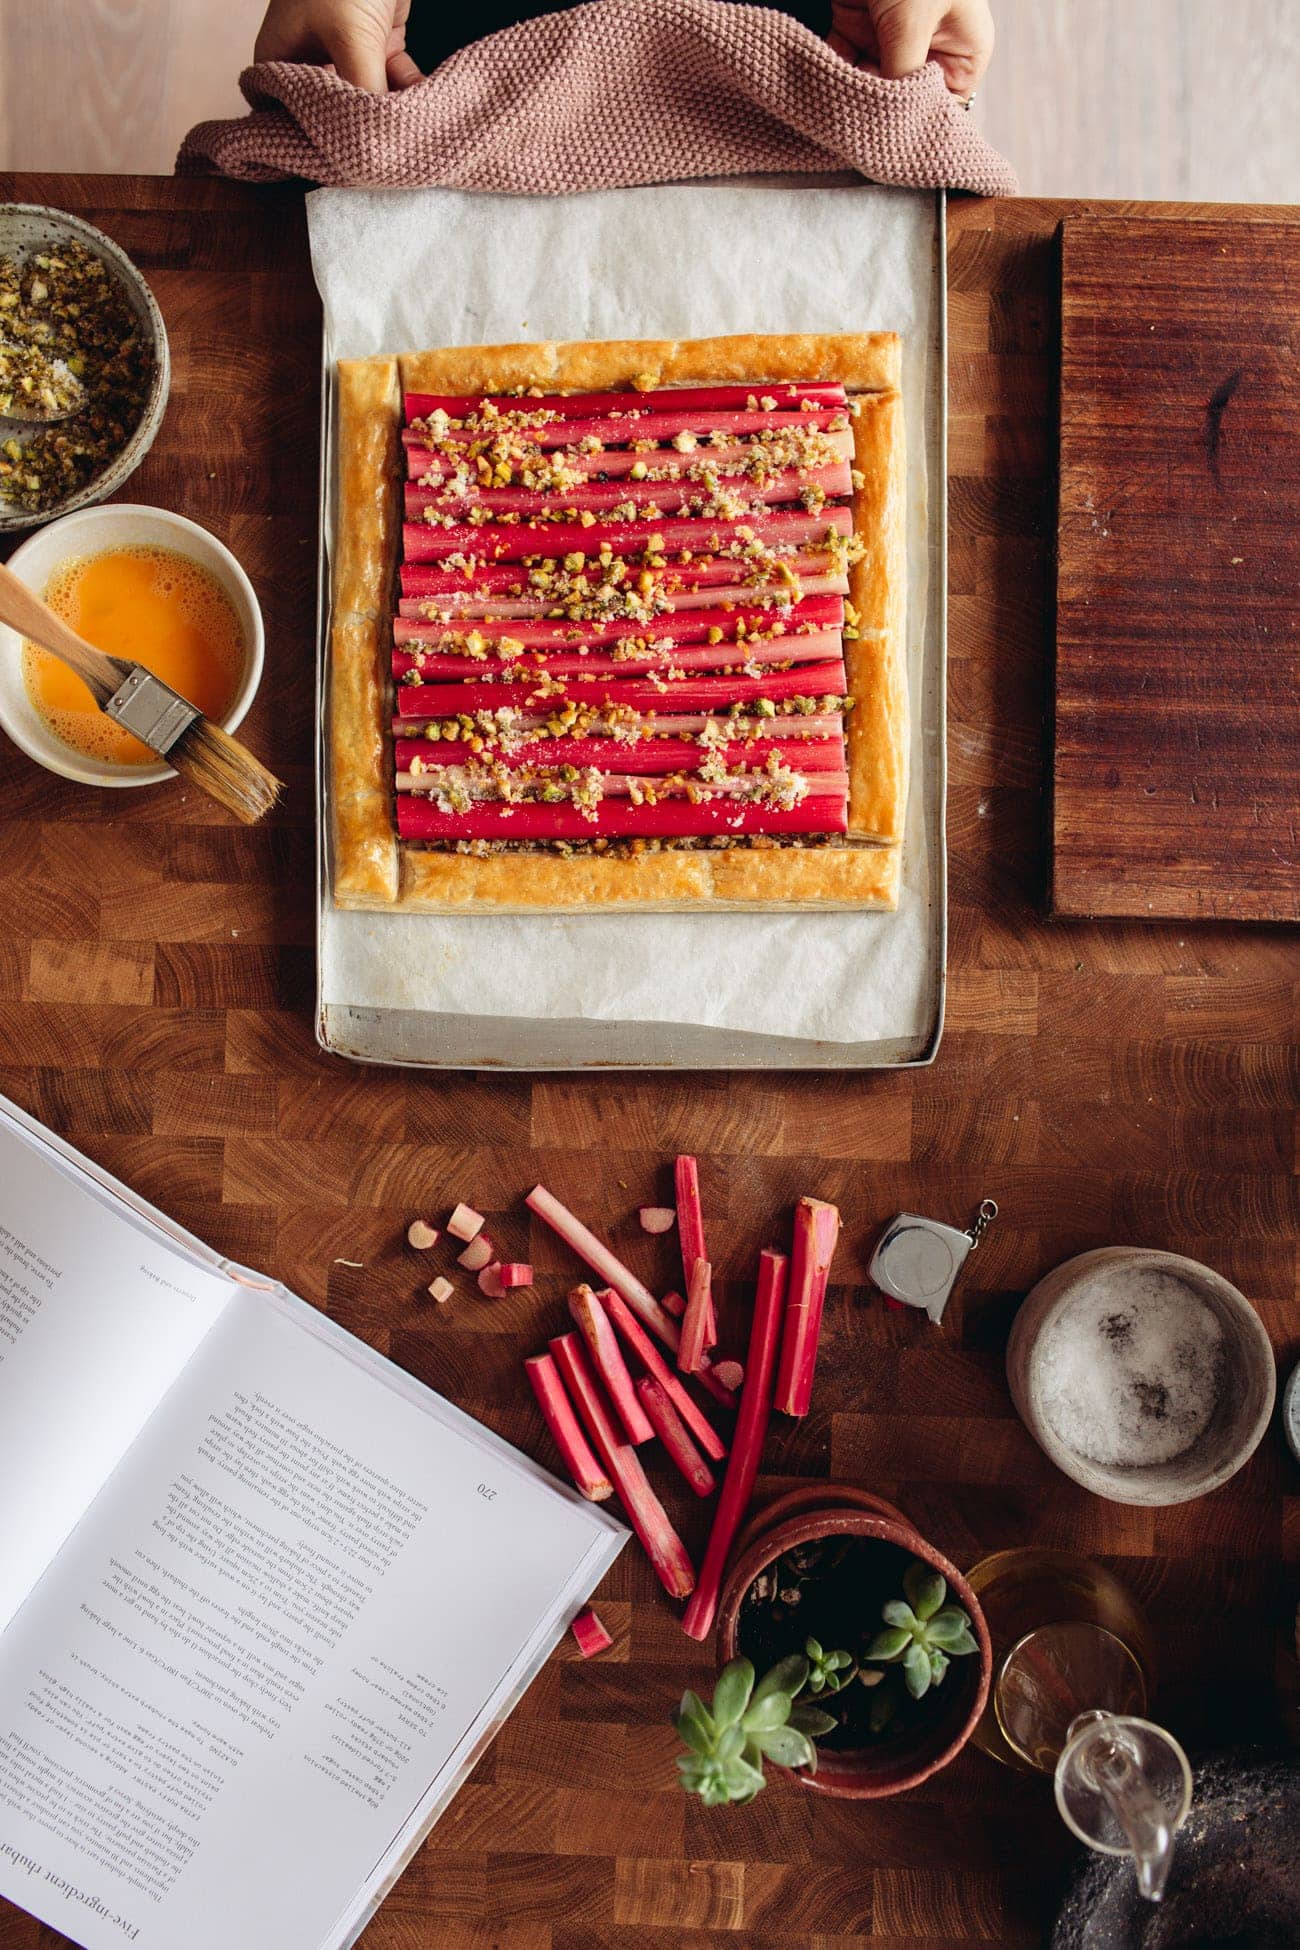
[{"xmin": 314, "ymin": 187, "xmax": 947, "ymax": 1070}]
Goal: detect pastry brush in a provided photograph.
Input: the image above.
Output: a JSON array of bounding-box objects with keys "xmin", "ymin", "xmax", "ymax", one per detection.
[{"xmin": 0, "ymin": 558, "xmax": 281, "ymax": 823}]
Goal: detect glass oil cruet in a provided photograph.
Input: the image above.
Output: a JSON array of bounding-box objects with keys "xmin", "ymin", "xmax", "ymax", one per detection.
[
  {"xmin": 965, "ymin": 1548, "xmax": 1193, "ymax": 1901},
  {"xmin": 1053, "ymin": 1711, "xmax": 1193, "ymax": 1902}
]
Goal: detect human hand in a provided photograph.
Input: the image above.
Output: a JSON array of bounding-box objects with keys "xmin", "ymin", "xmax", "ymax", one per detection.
[
  {"xmin": 828, "ymin": 1, "xmax": 994, "ymax": 98},
  {"xmin": 254, "ymin": 0, "xmax": 422, "ymax": 92}
]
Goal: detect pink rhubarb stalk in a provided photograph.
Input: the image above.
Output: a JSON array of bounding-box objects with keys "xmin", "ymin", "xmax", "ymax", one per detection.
[
  {"xmin": 568, "ymin": 1282, "xmax": 654, "ymax": 1446},
  {"xmin": 569, "ymin": 1606, "xmax": 613, "ymax": 1657},
  {"xmin": 396, "ymin": 660, "xmax": 848, "ymax": 719},
  {"xmin": 635, "ymin": 1377, "xmax": 716, "ymax": 1498},
  {"xmin": 602, "ymin": 1290, "xmax": 726, "ymax": 1462},
  {"xmin": 677, "ymin": 1258, "xmax": 715, "ymax": 1377},
  {"xmin": 674, "ymin": 1155, "xmax": 717, "ymax": 1353},
  {"xmin": 406, "ymin": 425, "xmax": 856, "ymax": 481},
  {"xmin": 526, "ymin": 1183, "xmax": 679, "ymax": 1350},
  {"xmin": 406, "ymin": 405, "xmax": 849, "ymax": 450},
  {"xmin": 402, "ymin": 506, "xmax": 852, "ymax": 565},
  {"xmin": 524, "ymin": 1352, "xmax": 614, "ymax": 1502},
  {"xmin": 397, "ymin": 793, "xmax": 848, "ymax": 845},
  {"xmin": 392, "ymin": 628, "xmax": 844, "ymax": 683},
  {"xmin": 394, "ymin": 591, "xmax": 844, "ymax": 644},
  {"xmin": 404, "ymin": 462, "xmax": 852, "ymax": 521},
  {"xmin": 550, "ymin": 1332, "xmax": 695, "ymax": 1601},
  {"xmin": 399, "ymin": 549, "xmax": 844, "ymax": 603},
  {"xmin": 393, "ymin": 734, "xmax": 845, "ymax": 779},
  {"xmin": 405, "ymin": 382, "xmax": 847, "ymax": 420},
  {"xmin": 682, "ymin": 1248, "xmax": 789, "ymax": 1641},
  {"xmin": 773, "ymin": 1197, "xmax": 842, "ymax": 1417},
  {"xmin": 497, "ymin": 1262, "xmax": 533, "ymax": 1288}
]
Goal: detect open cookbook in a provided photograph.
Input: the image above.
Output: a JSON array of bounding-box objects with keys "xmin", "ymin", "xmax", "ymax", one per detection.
[{"xmin": 0, "ymin": 1094, "xmax": 624, "ymax": 1950}]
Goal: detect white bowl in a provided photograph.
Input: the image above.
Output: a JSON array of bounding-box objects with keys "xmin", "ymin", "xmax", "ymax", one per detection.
[
  {"xmin": 0, "ymin": 503, "xmax": 264, "ymax": 788},
  {"xmin": 0, "ymin": 203, "xmax": 170, "ymax": 532}
]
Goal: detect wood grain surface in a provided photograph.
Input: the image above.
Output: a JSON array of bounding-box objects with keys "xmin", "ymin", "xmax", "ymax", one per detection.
[
  {"xmin": 1052, "ymin": 214, "xmax": 1300, "ymax": 922},
  {"xmin": 1, "ymin": 179, "xmax": 1298, "ymax": 1950}
]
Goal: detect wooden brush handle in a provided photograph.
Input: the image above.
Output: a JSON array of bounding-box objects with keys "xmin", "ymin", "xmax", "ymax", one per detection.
[{"xmin": 0, "ymin": 559, "xmax": 133, "ymax": 705}]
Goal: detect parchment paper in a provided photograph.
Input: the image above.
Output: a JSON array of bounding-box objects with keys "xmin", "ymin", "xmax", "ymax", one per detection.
[{"xmin": 309, "ymin": 180, "xmax": 941, "ymax": 1052}]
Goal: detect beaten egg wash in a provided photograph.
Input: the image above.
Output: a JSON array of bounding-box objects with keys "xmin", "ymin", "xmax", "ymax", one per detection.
[{"xmin": 23, "ymin": 545, "xmax": 245, "ymax": 765}]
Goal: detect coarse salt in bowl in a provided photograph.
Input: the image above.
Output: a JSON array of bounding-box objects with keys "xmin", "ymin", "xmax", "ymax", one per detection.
[{"xmin": 1006, "ymin": 1247, "xmax": 1276, "ymax": 1506}]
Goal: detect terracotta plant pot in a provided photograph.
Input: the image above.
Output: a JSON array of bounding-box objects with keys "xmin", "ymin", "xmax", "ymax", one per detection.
[{"xmin": 716, "ymin": 1484, "xmax": 992, "ymax": 1799}]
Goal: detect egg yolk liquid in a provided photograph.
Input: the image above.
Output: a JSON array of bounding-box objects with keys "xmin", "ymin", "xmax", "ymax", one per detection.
[{"xmin": 23, "ymin": 544, "xmax": 245, "ymax": 765}]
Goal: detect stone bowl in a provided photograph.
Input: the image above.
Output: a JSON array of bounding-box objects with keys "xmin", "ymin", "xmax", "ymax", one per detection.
[
  {"xmin": 0, "ymin": 203, "xmax": 170, "ymax": 533},
  {"xmin": 1007, "ymin": 1247, "xmax": 1276, "ymax": 1507}
]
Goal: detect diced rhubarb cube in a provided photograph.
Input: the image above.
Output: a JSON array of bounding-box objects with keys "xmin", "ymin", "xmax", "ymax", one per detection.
[{"xmin": 447, "ymin": 1203, "xmax": 486, "ymax": 1242}]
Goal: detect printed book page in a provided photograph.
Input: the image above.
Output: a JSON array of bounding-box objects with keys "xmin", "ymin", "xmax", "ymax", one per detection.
[
  {"xmin": 0, "ymin": 1116, "xmax": 232, "ymax": 1635},
  {"xmin": 0, "ymin": 1287, "xmax": 621, "ymax": 1950}
]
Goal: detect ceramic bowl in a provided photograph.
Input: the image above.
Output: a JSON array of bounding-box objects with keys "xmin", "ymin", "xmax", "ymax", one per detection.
[
  {"xmin": 0, "ymin": 203, "xmax": 170, "ymax": 533},
  {"xmin": 0, "ymin": 503, "xmax": 264, "ymax": 788},
  {"xmin": 1007, "ymin": 1247, "xmax": 1276, "ymax": 1507},
  {"xmin": 717, "ymin": 1485, "xmax": 992, "ymax": 1798}
]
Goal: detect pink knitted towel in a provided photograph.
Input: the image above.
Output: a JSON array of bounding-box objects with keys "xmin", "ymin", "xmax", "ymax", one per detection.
[{"xmin": 177, "ymin": 0, "xmax": 1016, "ymax": 196}]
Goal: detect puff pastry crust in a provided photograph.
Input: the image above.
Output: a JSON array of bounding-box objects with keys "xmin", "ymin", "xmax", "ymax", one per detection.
[{"xmin": 330, "ymin": 333, "xmax": 907, "ymax": 914}]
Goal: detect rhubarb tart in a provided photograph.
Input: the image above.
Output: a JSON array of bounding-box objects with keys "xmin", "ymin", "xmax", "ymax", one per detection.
[{"xmin": 330, "ymin": 334, "xmax": 906, "ymax": 911}]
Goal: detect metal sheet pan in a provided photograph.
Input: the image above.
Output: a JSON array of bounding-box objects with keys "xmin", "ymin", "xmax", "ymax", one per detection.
[{"xmin": 314, "ymin": 189, "xmax": 946, "ymax": 1071}]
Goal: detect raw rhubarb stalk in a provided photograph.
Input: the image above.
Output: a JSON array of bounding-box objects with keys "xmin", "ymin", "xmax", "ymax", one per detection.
[
  {"xmin": 524, "ymin": 1352, "xmax": 614, "ymax": 1502},
  {"xmin": 568, "ymin": 1282, "xmax": 654, "ymax": 1446},
  {"xmin": 399, "ymin": 550, "xmax": 843, "ymax": 602},
  {"xmin": 407, "ymin": 426, "xmax": 856, "ymax": 482},
  {"xmin": 407, "ymin": 1219, "xmax": 439, "ymax": 1249},
  {"xmin": 497, "ymin": 1262, "xmax": 533, "ymax": 1288},
  {"xmin": 457, "ymin": 1233, "xmax": 494, "ymax": 1271},
  {"xmin": 635, "ymin": 1377, "xmax": 716, "ymax": 1498},
  {"xmin": 677, "ymin": 1258, "xmax": 715, "ymax": 1376},
  {"xmin": 773, "ymin": 1197, "xmax": 843, "ymax": 1417},
  {"xmin": 396, "ymin": 660, "xmax": 848, "ymax": 719},
  {"xmin": 602, "ymin": 1290, "xmax": 727, "ymax": 1462},
  {"xmin": 391, "ymin": 629, "xmax": 845, "ymax": 684},
  {"xmin": 549, "ymin": 1332, "xmax": 695, "ymax": 1600},
  {"xmin": 682, "ymin": 1248, "xmax": 789, "ymax": 1641},
  {"xmin": 427, "ymin": 1275, "xmax": 454, "ymax": 1303},
  {"xmin": 393, "ymin": 735, "xmax": 845, "ymax": 778},
  {"xmin": 397, "ymin": 793, "xmax": 849, "ymax": 845},
  {"xmin": 404, "ymin": 462, "xmax": 852, "ymax": 521},
  {"xmin": 478, "ymin": 1263, "xmax": 506, "ymax": 1298},
  {"xmin": 662, "ymin": 1289, "xmax": 685, "ymax": 1316},
  {"xmin": 394, "ymin": 592, "xmax": 844, "ymax": 644},
  {"xmin": 526, "ymin": 1183, "xmax": 679, "ymax": 1350},
  {"xmin": 569, "ymin": 1606, "xmax": 613, "ymax": 1657},
  {"xmin": 405, "ymin": 382, "xmax": 847, "ymax": 420},
  {"xmin": 446, "ymin": 1202, "xmax": 484, "ymax": 1241},
  {"xmin": 674, "ymin": 1156, "xmax": 718, "ymax": 1353},
  {"xmin": 402, "ymin": 506, "xmax": 852, "ymax": 565}
]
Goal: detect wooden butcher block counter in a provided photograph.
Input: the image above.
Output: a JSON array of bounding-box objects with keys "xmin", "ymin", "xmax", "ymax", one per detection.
[{"xmin": 0, "ymin": 177, "xmax": 1296, "ymax": 1949}]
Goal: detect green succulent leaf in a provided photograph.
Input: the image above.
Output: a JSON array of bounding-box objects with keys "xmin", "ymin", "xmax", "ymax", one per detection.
[
  {"xmin": 867, "ymin": 1626, "xmax": 911, "ymax": 1661},
  {"xmin": 903, "ymin": 1562, "xmax": 947, "ymax": 1621},
  {"xmin": 903, "ymin": 1641, "xmax": 932, "ymax": 1700},
  {"xmin": 742, "ymin": 1690, "xmax": 795, "ymax": 1733},
  {"xmin": 947, "ymin": 1625, "xmax": 979, "ymax": 1657},
  {"xmin": 928, "ymin": 1648, "xmax": 949, "ymax": 1687},
  {"xmin": 881, "ymin": 1599, "xmax": 920, "ymax": 1632},
  {"xmin": 720, "ymin": 1753, "xmax": 766, "ymax": 1801},
  {"xmin": 788, "ymin": 1703, "xmax": 839, "ymax": 1739},
  {"xmin": 751, "ymin": 1725, "xmax": 815, "ymax": 1770},
  {"xmin": 804, "ymin": 1637, "xmax": 825, "ymax": 1664},
  {"xmin": 716, "ymin": 1724, "xmax": 745, "ymax": 1763},
  {"xmin": 925, "ymin": 1608, "xmax": 973, "ymax": 1651},
  {"xmin": 828, "ymin": 1649, "xmax": 853, "ymax": 1670},
  {"xmin": 711, "ymin": 1657, "xmax": 755, "ymax": 1729},
  {"xmin": 752, "ymin": 1654, "xmax": 808, "ymax": 1706},
  {"xmin": 675, "ymin": 1691, "xmax": 715, "ymax": 1755}
]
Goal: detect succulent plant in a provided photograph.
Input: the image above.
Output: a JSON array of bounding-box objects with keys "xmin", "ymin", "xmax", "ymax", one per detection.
[
  {"xmin": 866, "ymin": 1560, "xmax": 979, "ymax": 1701},
  {"xmin": 674, "ymin": 1641, "xmax": 848, "ymax": 1805}
]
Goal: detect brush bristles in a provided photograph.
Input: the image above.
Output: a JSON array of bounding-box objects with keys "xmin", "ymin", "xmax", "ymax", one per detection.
[{"xmin": 170, "ymin": 719, "xmax": 282, "ymax": 825}]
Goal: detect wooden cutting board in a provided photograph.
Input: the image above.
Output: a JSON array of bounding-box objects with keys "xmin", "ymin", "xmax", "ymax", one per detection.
[{"xmin": 1052, "ymin": 215, "xmax": 1300, "ymax": 921}]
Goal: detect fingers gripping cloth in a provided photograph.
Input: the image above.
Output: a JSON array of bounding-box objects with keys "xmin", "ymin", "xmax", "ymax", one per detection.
[{"xmin": 176, "ymin": 0, "xmax": 1017, "ymax": 195}]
